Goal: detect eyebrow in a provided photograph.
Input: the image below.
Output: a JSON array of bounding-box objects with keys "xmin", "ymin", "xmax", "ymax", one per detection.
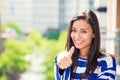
[
  {"xmin": 72, "ymin": 27, "xmax": 88, "ymax": 30},
  {"xmin": 81, "ymin": 28, "xmax": 88, "ymax": 30}
]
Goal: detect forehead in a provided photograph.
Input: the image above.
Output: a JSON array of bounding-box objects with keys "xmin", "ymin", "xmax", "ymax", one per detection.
[{"xmin": 72, "ymin": 20, "xmax": 92, "ymax": 30}]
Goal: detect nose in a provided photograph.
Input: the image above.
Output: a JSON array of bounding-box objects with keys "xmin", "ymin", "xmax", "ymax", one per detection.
[{"xmin": 75, "ymin": 32, "xmax": 81, "ymax": 40}]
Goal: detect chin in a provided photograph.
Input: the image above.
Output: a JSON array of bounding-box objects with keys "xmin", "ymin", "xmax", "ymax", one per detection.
[{"xmin": 75, "ymin": 45, "xmax": 82, "ymax": 49}]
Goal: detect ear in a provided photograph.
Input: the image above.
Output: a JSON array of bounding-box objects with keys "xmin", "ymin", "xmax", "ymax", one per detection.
[{"xmin": 92, "ymin": 34, "xmax": 95, "ymax": 38}]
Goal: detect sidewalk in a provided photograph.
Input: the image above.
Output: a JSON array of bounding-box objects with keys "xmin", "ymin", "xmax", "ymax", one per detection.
[{"xmin": 19, "ymin": 53, "xmax": 45, "ymax": 80}]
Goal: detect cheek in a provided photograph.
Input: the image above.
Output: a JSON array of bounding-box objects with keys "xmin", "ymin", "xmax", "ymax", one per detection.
[
  {"xmin": 71, "ymin": 33, "xmax": 74, "ymax": 40},
  {"xmin": 82, "ymin": 34, "xmax": 93, "ymax": 43},
  {"xmin": 86, "ymin": 35, "xmax": 93, "ymax": 43},
  {"xmin": 70, "ymin": 33, "xmax": 73, "ymax": 39},
  {"xmin": 84, "ymin": 32, "xmax": 94, "ymax": 39},
  {"xmin": 85, "ymin": 35, "xmax": 92, "ymax": 39}
]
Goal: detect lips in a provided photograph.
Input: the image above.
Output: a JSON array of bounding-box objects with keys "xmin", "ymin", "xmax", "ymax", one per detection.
[{"xmin": 74, "ymin": 40, "xmax": 83, "ymax": 45}]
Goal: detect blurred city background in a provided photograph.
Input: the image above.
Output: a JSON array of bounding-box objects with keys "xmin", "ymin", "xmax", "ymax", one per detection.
[{"xmin": 0, "ymin": 0, "xmax": 120, "ymax": 80}]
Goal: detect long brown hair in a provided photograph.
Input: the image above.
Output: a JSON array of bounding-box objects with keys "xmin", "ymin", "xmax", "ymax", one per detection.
[{"xmin": 65, "ymin": 10, "xmax": 102, "ymax": 79}]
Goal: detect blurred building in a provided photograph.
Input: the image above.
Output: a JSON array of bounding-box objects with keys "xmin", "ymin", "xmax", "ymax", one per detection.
[
  {"xmin": 1, "ymin": 0, "xmax": 91, "ymax": 33},
  {"xmin": 1, "ymin": 0, "xmax": 59, "ymax": 33},
  {"xmin": 58, "ymin": 0, "xmax": 90, "ymax": 30},
  {"xmin": 32, "ymin": 0, "xmax": 59, "ymax": 33}
]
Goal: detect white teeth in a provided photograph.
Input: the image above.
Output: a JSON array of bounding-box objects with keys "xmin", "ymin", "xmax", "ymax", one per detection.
[{"xmin": 75, "ymin": 41, "xmax": 82, "ymax": 44}]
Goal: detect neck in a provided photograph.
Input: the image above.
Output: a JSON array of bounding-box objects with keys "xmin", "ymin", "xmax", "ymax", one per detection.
[{"xmin": 79, "ymin": 48, "xmax": 90, "ymax": 59}]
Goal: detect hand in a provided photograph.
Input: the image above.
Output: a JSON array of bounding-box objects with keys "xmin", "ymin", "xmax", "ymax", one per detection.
[{"xmin": 57, "ymin": 46, "xmax": 75, "ymax": 69}]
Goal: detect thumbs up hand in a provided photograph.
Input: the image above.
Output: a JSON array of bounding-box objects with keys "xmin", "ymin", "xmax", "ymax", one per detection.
[{"xmin": 57, "ymin": 46, "xmax": 75, "ymax": 69}]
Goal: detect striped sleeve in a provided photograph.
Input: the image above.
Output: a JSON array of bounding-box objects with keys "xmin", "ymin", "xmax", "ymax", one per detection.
[
  {"xmin": 54, "ymin": 56, "xmax": 71, "ymax": 80},
  {"xmin": 96, "ymin": 55, "xmax": 116, "ymax": 80}
]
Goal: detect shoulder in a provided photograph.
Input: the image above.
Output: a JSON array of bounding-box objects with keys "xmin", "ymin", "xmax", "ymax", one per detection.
[
  {"xmin": 98, "ymin": 53, "xmax": 116, "ymax": 61},
  {"xmin": 98, "ymin": 53, "xmax": 116, "ymax": 68}
]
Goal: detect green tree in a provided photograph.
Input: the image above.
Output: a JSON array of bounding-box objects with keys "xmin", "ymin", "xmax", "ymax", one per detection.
[
  {"xmin": 0, "ymin": 22, "xmax": 42, "ymax": 80},
  {"xmin": 40, "ymin": 30, "xmax": 67, "ymax": 80}
]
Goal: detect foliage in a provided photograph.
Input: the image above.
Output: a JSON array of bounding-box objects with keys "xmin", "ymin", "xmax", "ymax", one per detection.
[
  {"xmin": 0, "ymin": 21, "xmax": 67, "ymax": 80},
  {"xmin": 44, "ymin": 28, "xmax": 60, "ymax": 40},
  {"xmin": 40, "ymin": 30, "xmax": 67, "ymax": 80},
  {"xmin": 0, "ymin": 39, "xmax": 32, "ymax": 79},
  {"xmin": 1, "ymin": 21, "xmax": 23, "ymax": 36},
  {"xmin": 0, "ymin": 23, "xmax": 42, "ymax": 80}
]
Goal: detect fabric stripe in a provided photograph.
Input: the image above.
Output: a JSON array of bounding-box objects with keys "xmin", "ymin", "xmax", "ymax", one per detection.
[
  {"xmin": 54, "ymin": 54, "xmax": 116, "ymax": 80},
  {"xmin": 98, "ymin": 70, "xmax": 116, "ymax": 77},
  {"xmin": 75, "ymin": 67, "xmax": 86, "ymax": 73},
  {"xmin": 98, "ymin": 75, "xmax": 114, "ymax": 80}
]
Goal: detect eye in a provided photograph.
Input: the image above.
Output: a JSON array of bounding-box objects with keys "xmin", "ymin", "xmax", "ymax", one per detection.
[
  {"xmin": 81, "ymin": 30, "xmax": 87, "ymax": 33},
  {"xmin": 71, "ymin": 28, "xmax": 77, "ymax": 32}
]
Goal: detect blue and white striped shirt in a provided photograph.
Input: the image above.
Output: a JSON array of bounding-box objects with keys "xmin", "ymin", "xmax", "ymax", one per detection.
[{"xmin": 54, "ymin": 54, "xmax": 116, "ymax": 80}]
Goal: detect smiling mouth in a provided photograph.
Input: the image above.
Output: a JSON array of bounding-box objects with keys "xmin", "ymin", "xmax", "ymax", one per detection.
[{"xmin": 75, "ymin": 41, "xmax": 83, "ymax": 45}]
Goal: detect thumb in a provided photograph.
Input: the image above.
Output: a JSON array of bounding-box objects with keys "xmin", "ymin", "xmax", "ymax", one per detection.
[{"xmin": 68, "ymin": 46, "xmax": 75, "ymax": 58}]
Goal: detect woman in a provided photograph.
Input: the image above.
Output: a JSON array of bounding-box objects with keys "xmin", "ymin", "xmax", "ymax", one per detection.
[{"xmin": 54, "ymin": 10, "xmax": 116, "ymax": 80}]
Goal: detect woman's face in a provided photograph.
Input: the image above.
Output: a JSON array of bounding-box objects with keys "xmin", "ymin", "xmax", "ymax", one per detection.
[{"xmin": 71, "ymin": 20, "xmax": 94, "ymax": 51}]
